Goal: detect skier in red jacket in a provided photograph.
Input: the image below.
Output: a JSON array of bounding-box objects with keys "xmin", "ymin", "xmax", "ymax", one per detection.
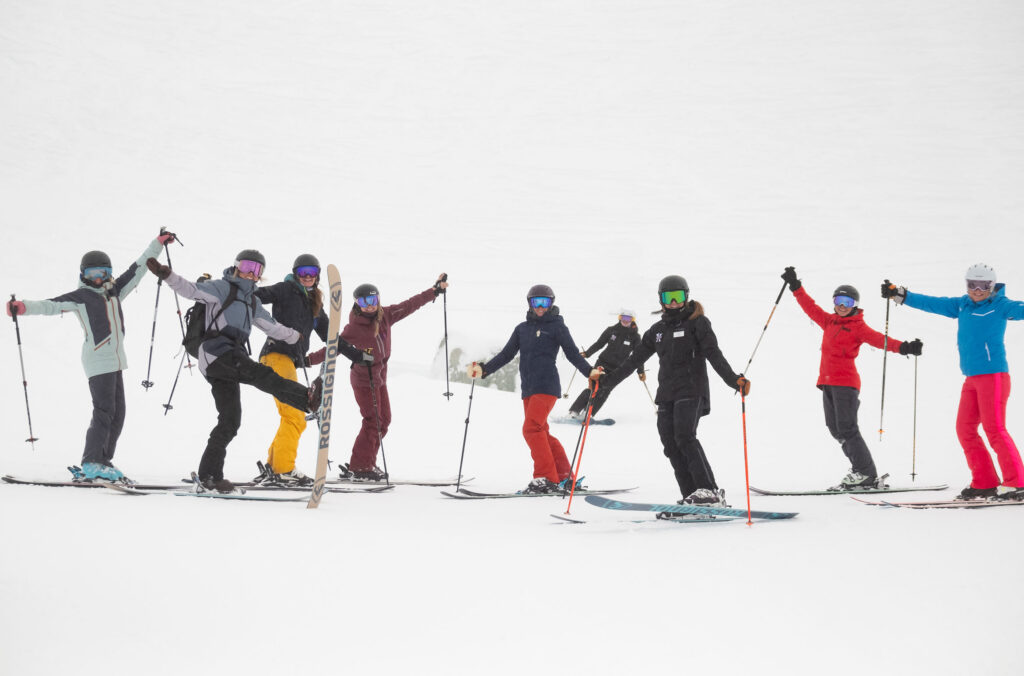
[{"xmin": 782, "ymin": 267, "xmax": 922, "ymax": 489}]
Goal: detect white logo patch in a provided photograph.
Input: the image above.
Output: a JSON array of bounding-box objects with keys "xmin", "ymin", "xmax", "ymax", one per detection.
[{"xmin": 673, "ymin": 330, "xmax": 686, "ymax": 338}]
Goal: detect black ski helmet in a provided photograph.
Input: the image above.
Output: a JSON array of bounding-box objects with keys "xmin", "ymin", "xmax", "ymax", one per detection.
[
  {"xmin": 658, "ymin": 274, "xmax": 689, "ymax": 304},
  {"xmin": 526, "ymin": 284, "xmax": 555, "ymax": 301},
  {"xmin": 235, "ymin": 249, "xmax": 266, "ymax": 268},
  {"xmin": 832, "ymin": 285, "xmax": 860, "ymax": 304},
  {"xmin": 293, "ymin": 253, "xmax": 320, "ymax": 271},
  {"xmin": 80, "ymin": 250, "xmax": 112, "ymax": 272},
  {"xmin": 353, "ymin": 283, "xmax": 380, "ymax": 299}
]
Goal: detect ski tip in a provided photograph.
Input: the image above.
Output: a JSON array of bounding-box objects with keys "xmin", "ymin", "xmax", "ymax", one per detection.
[{"xmin": 551, "ymin": 513, "xmax": 586, "ymax": 524}]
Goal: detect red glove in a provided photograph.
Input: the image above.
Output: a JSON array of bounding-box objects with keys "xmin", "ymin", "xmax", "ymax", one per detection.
[
  {"xmin": 306, "ymin": 348, "xmax": 326, "ymax": 366},
  {"xmin": 157, "ymin": 232, "xmax": 176, "ymax": 246},
  {"xmin": 6, "ymin": 300, "xmax": 26, "ymax": 317}
]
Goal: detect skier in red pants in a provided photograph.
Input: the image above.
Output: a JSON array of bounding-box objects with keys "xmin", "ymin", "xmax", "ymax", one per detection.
[{"xmin": 467, "ymin": 284, "xmax": 601, "ymax": 494}]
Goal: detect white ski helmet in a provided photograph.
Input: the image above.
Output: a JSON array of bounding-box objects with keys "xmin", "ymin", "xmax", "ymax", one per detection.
[{"xmin": 965, "ymin": 263, "xmax": 997, "ymax": 284}]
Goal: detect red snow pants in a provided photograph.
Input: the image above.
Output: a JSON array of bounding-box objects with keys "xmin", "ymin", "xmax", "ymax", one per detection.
[
  {"xmin": 956, "ymin": 372, "xmax": 1024, "ymax": 488},
  {"xmin": 522, "ymin": 394, "xmax": 572, "ymax": 483},
  {"xmin": 348, "ymin": 382, "xmax": 391, "ymax": 471}
]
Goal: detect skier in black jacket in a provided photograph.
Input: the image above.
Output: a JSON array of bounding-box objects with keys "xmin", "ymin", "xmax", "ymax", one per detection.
[
  {"xmin": 601, "ymin": 275, "xmax": 750, "ymax": 509},
  {"xmin": 567, "ymin": 311, "xmax": 645, "ymax": 418}
]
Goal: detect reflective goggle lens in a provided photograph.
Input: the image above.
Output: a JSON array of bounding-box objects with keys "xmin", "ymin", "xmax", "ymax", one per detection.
[
  {"xmin": 295, "ymin": 266, "xmax": 320, "ymax": 278},
  {"xmin": 356, "ymin": 294, "xmax": 379, "ymax": 308},
  {"xmin": 529, "ymin": 297, "xmax": 553, "ymax": 309},
  {"xmin": 236, "ymin": 259, "xmax": 263, "ymax": 277},
  {"xmin": 83, "ymin": 266, "xmax": 112, "ymax": 280},
  {"xmin": 660, "ymin": 289, "xmax": 686, "ymax": 305},
  {"xmin": 833, "ymin": 295, "xmax": 857, "ymax": 308},
  {"xmin": 620, "ymin": 315, "xmax": 633, "ymax": 323},
  {"xmin": 967, "ymin": 280, "xmax": 993, "ymax": 291}
]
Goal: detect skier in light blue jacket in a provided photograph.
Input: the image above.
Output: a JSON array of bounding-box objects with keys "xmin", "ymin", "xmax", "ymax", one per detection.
[
  {"xmin": 883, "ymin": 264, "xmax": 1024, "ymax": 501},
  {"xmin": 6, "ymin": 232, "xmax": 174, "ymax": 481}
]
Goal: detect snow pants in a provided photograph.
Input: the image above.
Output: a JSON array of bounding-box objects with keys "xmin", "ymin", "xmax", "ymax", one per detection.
[
  {"xmin": 656, "ymin": 396, "xmax": 717, "ymax": 498},
  {"xmin": 83, "ymin": 371, "xmax": 126, "ymax": 466},
  {"xmin": 569, "ymin": 380, "xmax": 614, "ymax": 417},
  {"xmin": 260, "ymin": 352, "xmax": 308, "ymax": 474},
  {"xmin": 199, "ymin": 350, "xmax": 309, "ymax": 481},
  {"xmin": 821, "ymin": 385, "xmax": 877, "ymax": 479},
  {"xmin": 956, "ymin": 372, "xmax": 1024, "ymax": 489},
  {"xmin": 348, "ymin": 381, "xmax": 391, "ymax": 471},
  {"xmin": 523, "ymin": 394, "xmax": 572, "ymax": 483}
]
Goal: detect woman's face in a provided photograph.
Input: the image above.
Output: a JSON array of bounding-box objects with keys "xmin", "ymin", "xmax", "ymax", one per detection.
[
  {"xmin": 835, "ymin": 304, "xmax": 854, "ymax": 317},
  {"xmin": 967, "ymin": 282, "xmax": 993, "ymax": 303}
]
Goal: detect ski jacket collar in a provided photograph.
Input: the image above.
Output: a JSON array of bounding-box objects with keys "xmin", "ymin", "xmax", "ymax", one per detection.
[{"xmin": 524, "ymin": 305, "xmax": 562, "ymax": 323}]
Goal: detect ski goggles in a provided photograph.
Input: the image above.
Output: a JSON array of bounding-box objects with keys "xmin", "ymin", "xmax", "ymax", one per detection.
[
  {"xmin": 529, "ymin": 296, "xmax": 553, "ymax": 309},
  {"xmin": 619, "ymin": 314, "xmax": 633, "ymax": 323},
  {"xmin": 967, "ymin": 280, "xmax": 993, "ymax": 291},
  {"xmin": 236, "ymin": 259, "xmax": 263, "ymax": 277},
  {"xmin": 659, "ymin": 289, "xmax": 686, "ymax": 305},
  {"xmin": 294, "ymin": 265, "xmax": 320, "ymax": 278},
  {"xmin": 833, "ymin": 295, "xmax": 857, "ymax": 308},
  {"xmin": 82, "ymin": 266, "xmax": 112, "ymax": 281},
  {"xmin": 355, "ymin": 294, "xmax": 379, "ymax": 309}
]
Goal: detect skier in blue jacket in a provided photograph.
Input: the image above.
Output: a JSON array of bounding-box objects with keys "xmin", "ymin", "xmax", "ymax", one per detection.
[
  {"xmin": 466, "ymin": 284, "xmax": 600, "ymax": 494},
  {"xmin": 883, "ymin": 264, "xmax": 1024, "ymax": 500}
]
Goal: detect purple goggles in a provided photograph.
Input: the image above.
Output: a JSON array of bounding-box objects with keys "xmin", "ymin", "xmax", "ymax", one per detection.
[
  {"xmin": 295, "ymin": 265, "xmax": 320, "ymax": 278},
  {"xmin": 356, "ymin": 294, "xmax": 379, "ymax": 308},
  {"xmin": 236, "ymin": 259, "xmax": 263, "ymax": 277}
]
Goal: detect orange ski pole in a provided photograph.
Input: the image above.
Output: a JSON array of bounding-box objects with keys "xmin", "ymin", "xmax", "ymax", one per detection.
[{"xmin": 565, "ymin": 380, "xmax": 599, "ymax": 514}]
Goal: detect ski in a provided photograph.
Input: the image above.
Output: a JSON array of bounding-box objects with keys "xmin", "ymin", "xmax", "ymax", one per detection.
[
  {"xmin": 750, "ymin": 476, "xmax": 949, "ymax": 497},
  {"xmin": 440, "ymin": 486, "xmax": 636, "ymax": 500},
  {"xmin": 2, "ymin": 475, "xmax": 180, "ymax": 491},
  {"xmin": 551, "ymin": 512, "xmax": 741, "ymax": 524},
  {"xmin": 308, "ymin": 263, "xmax": 342, "ymax": 510},
  {"xmin": 327, "ymin": 476, "xmax": 473, "ymax": 487},
  {"xmin": 584, "ymin": 495, "xmax": 798, "ymax": 520},
  {"xmin": 551, "ymin": 415, "xmax": 615, "ymax": 426},
  {"xmin": 174, "ymin": 490, "xmax": 308, "ymax": 502},
  {"xmin": 851, "ymin": 496, "xmax": 1024, "ymax": 510}
]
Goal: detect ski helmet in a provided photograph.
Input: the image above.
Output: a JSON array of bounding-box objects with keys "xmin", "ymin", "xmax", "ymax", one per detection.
[
  {"xmin": 292, "ymin": 253, "xmax": 320, "ymax": 271},
  {"xmin": 965, "ymin": 263, "xmax": 996, "ymax": 284},
  {"xmin": 235, "ymin": 249, "xmax": 266, "ymax": 267},
  {"xmin": 832, "ymin": 285, "xmax": 860, "ymax": 304},
  {"xmin": 80, "ymin": 250, "xmax": 112, "ymax": 272},
  {"xmin": 658, "ymin": 275, "xmax": 689, "ymax": 294},
  {"xmin": 353, "ymin": 283, "xmax": 380, "ymax": 299},
  {"xmin": 526, "ymin": 284, "xmax": 555, "ymax": 301}
]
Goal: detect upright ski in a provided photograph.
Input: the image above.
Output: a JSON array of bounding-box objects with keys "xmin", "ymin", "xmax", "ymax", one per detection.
[
  {"xmin": 584, "ymin": 495, "xmax": 798, "ymax": 520},
  {"xmin": 307, "ymin": 264, "xmax": 342, "ymax": 510}
]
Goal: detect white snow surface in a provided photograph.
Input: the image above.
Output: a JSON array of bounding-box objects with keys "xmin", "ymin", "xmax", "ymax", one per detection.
[{"xmin": 2, "ymin": 1, "xmax": 1024, "ymax": 674}]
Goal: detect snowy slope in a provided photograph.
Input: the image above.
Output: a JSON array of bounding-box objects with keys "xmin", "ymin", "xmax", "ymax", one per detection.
[{"xmin": 2, "ymin": 1, "xmax": 1024, "ymax": 674}]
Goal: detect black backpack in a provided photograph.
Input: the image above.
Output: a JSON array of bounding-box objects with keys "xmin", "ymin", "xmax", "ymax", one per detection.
[{"xmin": 182, "ymin": 279, "xmax": 255, "ymax": 358}]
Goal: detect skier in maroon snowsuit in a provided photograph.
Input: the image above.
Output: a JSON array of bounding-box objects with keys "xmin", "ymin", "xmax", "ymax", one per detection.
[{"xmin": 334, "ymin": 274, "xmax": 448, "ymax": 480}]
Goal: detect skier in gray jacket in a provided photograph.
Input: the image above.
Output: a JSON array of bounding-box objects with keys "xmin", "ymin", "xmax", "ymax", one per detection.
[
  {"xmin": 146, "ymin": 249, "xmax": 317, "ymax": 492},
  {"xmin": 6, "ymin": 232, "xmax": 173, "ymax": 482}
]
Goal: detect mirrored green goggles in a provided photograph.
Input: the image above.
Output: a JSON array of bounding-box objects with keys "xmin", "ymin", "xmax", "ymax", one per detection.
[{"xmin": 659, "ymin": 289, "xmax": 686, "ymax": 305}]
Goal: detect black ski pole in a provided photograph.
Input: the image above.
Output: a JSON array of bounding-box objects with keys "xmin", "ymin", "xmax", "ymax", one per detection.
[
  {"xmin": 879, "ymin": 288, "xmax": 892, "ymax": 441},
  {"xmin": 562, "ymin": 368, "xmax": 578, "ymax": 399},
  {"xmin": 366, "ymin": 355, "xmax": 390, "ymax": 487},
  {"xmin": 911, "ymin": 354, "xmax": 918, "ymax": 481},
  {"xmin": 162, "ymin": 349, "xmax": 187, "ymax": 415},
  {"xmin": 141, "ymin": 267, "xmax": 163, "ymax": 390},
  {"xmin": 438, "ymin": 273, "xmax": 452, "ymax": 399},
  {"xmin": 162, "ymin": 230, "xmax": 194, "ymax": 372},
  {"xmin": 741, "ymin": 279, "xmax": 788, "ymax": 378},
  {"xmin": 9, "ymin": 295, "xmax": 39, "ymax": 448},
  {"xmin": 455, "ymin": 375, "xmax": 477, "ymax": 492}
]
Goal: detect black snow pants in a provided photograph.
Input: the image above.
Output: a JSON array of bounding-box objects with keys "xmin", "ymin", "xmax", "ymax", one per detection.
[
  {"xmin": 656, "ymin": 396, "xmax": 717, "ymax": 498},
  {"xmin": 822, "ymin": 385, "xmax": 877, "ymax": 479},
  {"xmin": 83, "ymin": 371, "xmax": 126, "ymax": 466}
]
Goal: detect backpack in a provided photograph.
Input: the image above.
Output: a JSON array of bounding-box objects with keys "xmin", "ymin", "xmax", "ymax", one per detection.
[{"xmin": 182, "ymin": 279, "xmax": 256, "ymax": 358}]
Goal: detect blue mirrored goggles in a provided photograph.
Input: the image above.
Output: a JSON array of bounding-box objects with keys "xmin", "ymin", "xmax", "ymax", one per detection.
[
  {"xmin": 529, "ymin": 296, "xmax": 553, "ymax": 309},
  {"xmin": 355, "ymin": 294, "xmax": 379, "ymax": 308},
  {"xmin": 83, "ymin": 266, "xmax": 113, "ymax": 281},
  {"xmin": 833, "ymin": 295, "xmax": 857, "ymax": 308},
  {"xmin": 294, "ymin": 266, "xmax": 320, "ymax": 278}
]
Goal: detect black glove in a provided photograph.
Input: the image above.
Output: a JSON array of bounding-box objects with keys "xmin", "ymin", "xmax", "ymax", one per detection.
[
  {"xmin": 433, "ymin": 273, "xmax": 448, "ymax": 297},
  {"xmin": 146, "ymin": 257, "xmax": 171, "ymax": 280},
  {"xmin": 881, "ymin": 280, "xmax": 907, "ymax": 303},
  {"xmin": 781, "ymin": 267, "xmax": 801, "ymax": 292},
  {"xmin": 899, "ymin": 339, "xmax": 923, "ymax": 356}
]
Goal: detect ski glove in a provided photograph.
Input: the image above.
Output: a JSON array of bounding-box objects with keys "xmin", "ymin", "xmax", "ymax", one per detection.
[
  {"xmin": 736, "ymin": 375, "xmax": 752, "ymax": 396},
  {"xmin": 433, "ymin": 273, "xmax": 449, "ymax": 297},
  {"xmin": 899, "ymin": 339, "xmax": 923, "ymax": 356},
  {"xmin": 589, "ymin": 367, "xmax": 605, "ymax": 381},
  {"xmin": 638, "ymin": 372, "xmax": 646, "ymax": 382},
  {"xmin": 6, "ymin": 300, "xmax": 25, "ymax": 317},
  {"xmin": 881, "ymin": 280, "xmax": 906, "ymax": 304},
  {"xmin": 466, "ymin": 362, "xmax": 484, "ymax": 379},
  {"xmin": 781, "ymin": 266, "xmax": 801, "ymax": 292},
  {"xmin": 146, "ymin": 258, "xmax": 171, "ymax": 280},
  {"xmin": 305, "ymin": 347, "xmax": 326, "ymax": 367},
  {"xmin": 157, "ymin": 230, "xmax": 177, "ymax": 246}
]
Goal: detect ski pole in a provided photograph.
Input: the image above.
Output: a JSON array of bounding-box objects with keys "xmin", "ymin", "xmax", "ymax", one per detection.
[
  {"xmin": 455, "ymin": 375, "xmax": 477, "ymax": 492},
  {"xmin": 567, "ymin": 381, "xmax": 595, "ymax": 474},
  {"xmin": 741, "ymin": 279, "xmax": 788, "ymax": 378},
  {"xmin": 741, "ymin": 388, "xmax": 752, "ymax": 526},
  {"xmin": 162, "ymin": 349, "xmax": 187, "ymax": 414},
  {"xmin": 439, "ymin": 273, "xmax": 452, "ymax": 400},
  {"xmin": 162, "ymin": 230, "xmax": 194, "ymax": 372},
  {"xmin": 366, "ymin": 356, "xmax": 390, "ymax": 487},
  {"xmin": 640, "ymin": 375, "xmax": 656, "ymax": 409},
  {"xmin": 879, "ymin": 289, "xmax": 892, "ymax": 441},
  {"xmin": 565, "ymin": 380, "xmax": 598, "ymax": 514},
  {"xmin": 141, "ymin": 267, "xmax": 163, "ymax": 390},
  {"xmin": 9, "ymin": 295, "xmax": 39, "ymax": 448},
  {"xmin": 911, "ymin": 354, "xmax": 918, "ymax": 481},
  {"xmin": 562, "ymin": 368, "xmax": 577, "ymax": 398}
]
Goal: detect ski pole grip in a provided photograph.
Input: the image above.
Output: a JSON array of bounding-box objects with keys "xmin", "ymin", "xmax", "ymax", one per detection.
[{"xmin": 774, "ymin": 280, "xmax": 787, "ymax": 304}]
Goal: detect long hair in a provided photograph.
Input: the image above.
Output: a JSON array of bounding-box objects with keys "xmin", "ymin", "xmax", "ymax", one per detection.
[{"xmin": 310, "ymin": 286, "xmax": 323, "ymax": 316}]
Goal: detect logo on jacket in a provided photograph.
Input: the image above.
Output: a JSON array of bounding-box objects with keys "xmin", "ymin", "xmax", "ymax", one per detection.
[{"xmin": 655, "ymin": 332, "xmax": 663, "ymax": 343}]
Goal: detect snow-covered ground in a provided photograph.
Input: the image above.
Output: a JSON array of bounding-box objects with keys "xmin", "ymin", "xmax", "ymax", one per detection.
[{"xmin": 2, "ymin": 1, "xmax": 1023, "ymax": 674}]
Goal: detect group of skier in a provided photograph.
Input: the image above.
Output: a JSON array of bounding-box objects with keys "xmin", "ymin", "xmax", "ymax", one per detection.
[{"xmin": 5, "ymin": 231, "xmax": 1024, "ymax": 505}]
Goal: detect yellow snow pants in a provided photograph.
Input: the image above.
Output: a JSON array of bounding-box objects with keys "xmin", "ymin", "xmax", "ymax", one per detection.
[{"xmin": 260, "ymin": 352, "xmax": 308, "ymax": 473}]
